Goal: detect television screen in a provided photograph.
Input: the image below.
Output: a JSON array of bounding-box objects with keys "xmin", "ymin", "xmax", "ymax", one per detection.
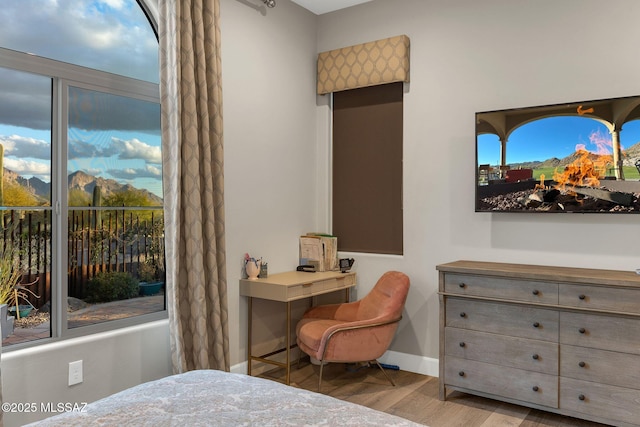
[{"xmin": 475, "ymin": 95, "xmax": 640, "ymax": 213}]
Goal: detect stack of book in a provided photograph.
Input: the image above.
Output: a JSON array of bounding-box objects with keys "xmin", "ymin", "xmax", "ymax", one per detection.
[{"xmin": 299, "ymin": 233, "xmax": 338, "ymax": 272}]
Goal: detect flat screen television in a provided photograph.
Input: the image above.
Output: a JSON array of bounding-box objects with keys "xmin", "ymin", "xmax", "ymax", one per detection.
[{"xmin": 475, "ymin": 94, "xmax": 640, "ymax": 213}]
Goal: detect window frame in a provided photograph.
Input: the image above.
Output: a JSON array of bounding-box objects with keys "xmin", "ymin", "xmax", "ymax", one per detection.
[{"xmin": 0, "ymin": 46, "xmax": 166, "ymax": 350}]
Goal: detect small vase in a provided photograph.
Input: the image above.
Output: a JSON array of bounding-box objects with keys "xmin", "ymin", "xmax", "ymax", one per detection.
[{"xmin": 245, "ymin": 261, "xmax": 261, "ymax": 280}]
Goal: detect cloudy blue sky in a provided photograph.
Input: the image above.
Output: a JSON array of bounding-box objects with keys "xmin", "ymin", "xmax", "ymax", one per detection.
[{"xmin": 0, "ymin": 0, "xmax": 161, "ymax": 198}]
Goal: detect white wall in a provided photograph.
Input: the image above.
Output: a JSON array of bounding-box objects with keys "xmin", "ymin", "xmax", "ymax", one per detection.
[
  {"xmin": 2, "ymin": 321, "xmax": 171, "ymax": 426},
  {"xmin": 220, "ymin": 0, "xmax": 319, "ymax": 368},
  {"xmin": 316, "ymin": 0, "xmax": 640, "ymax": 375}
]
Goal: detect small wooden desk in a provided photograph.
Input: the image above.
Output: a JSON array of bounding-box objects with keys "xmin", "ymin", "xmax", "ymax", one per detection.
[{"xmin": 240, "ymin": 270, "xmax": 356, "ymax": 385}]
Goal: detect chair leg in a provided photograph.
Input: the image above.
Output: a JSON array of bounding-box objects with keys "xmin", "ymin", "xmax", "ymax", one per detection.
[
  {"xmin": 318, "ymin": 360, "xmax": 324, "ymax": 392},
  {"xmin": 373, "ymin": 360, "xmax": 396, "ymax": 387}
]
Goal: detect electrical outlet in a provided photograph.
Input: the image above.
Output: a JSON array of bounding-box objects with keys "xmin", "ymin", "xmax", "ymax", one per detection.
[{"xmin": 68, "ymin": 360, "xmax": 83, "ymax": 386}]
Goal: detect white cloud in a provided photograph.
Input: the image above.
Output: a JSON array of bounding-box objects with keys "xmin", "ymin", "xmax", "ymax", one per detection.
[
  {"xmin": 69, "ymin": 139, "xmax": 99, "ymax": 158},
  {"xmin": 0, "ymin": 135, "xmax": 50, "ymax": 160},
  {"xmin": 102, "ymin": 0, "xmax": 126, "ymax": 10},
  {"xmin": 4, "ymin": 157, "xmax": 51, "ymax": 179},
  {"xmin": 86, "ymin": 168, "xmax": 103, "ymax": 176},
  {"xmin": 69, "ymin": 136, "xmax": 160, "ymax": 164},
  {"xmin": 145, "ymin": 164, "xmax": 162, "ymax": 176},
  {"xmin": 0, "ymin": 0, "xmax": 157, "ymax": 83},
  {"xmin": 108, "ymin": 165, "xmax": 160, "ymax": 180},
  {"xmin": 112, "ymin": 137, "xmax": 162, "ymax": 164}
]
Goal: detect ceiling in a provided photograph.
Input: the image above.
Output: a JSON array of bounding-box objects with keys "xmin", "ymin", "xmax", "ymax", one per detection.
[{"xmin": 290, "ymin": 0, "xmax": 373, "ymax": 15}]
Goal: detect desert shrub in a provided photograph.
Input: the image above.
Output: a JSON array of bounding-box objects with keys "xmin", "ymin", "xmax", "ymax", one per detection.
[{"xmin": 85, "ymin": 271, "xmax": 139, "ymax": 303}]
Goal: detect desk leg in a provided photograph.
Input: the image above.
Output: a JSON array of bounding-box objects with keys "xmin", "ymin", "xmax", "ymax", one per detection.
[
  {"xmin": 286, "ymin": 301, "xmax": 291, "ymax": 385},
  {"xmin": 247, "ymin": 296, "xmax": 253, "ymax": 376}
]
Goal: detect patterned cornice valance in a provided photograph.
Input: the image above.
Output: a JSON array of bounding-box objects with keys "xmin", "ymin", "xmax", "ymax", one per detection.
[{"xmin": 317, "ymin": 35, "xmax": 410, "ymax": 95}]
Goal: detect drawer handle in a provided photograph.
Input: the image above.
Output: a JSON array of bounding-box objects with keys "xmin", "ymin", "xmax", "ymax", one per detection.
[
  {"xmin": 458, "ymin": 371, "xmax": 465, "ymax": 377},
  {"xmin": 578, "ymin": 394, "xmax": 586, "ymax": 401},
  {"xmin": 579, "ymin": 327, "xmax": 586, "ymax": 334},
  {"xmin": 459, "ymin": 342, "xmax": 466, "ymax": 347},
  {"xmin": 303, "ymin": 283, "xmax": 314, "ymax": 287},
  {"xmin": 579, "ymin": 294, "xmax": 586, "ymax": 300},
  {"xmin": 579, "ymin": 361, "xmax": 586, "ymax": 368},
  {"xmin": 532, "ymin": 354, "xmax": 539, "ymax": 360},
  {"xmin": 532, "ymin": 386, "xmax": 539, "ymax": 392},
  {"xmin": 458, "ymin": 283, "xmax": 466, "ymax": 288},
  {"xmin": 532, "ymin": 289, "xmax": 540, "ymax": 296},
  {"xmin": 533, "ymin": 322, "xmax": 540, "ymax": 328},
  {"xmin": 460, "ymin": 312, "xmax": 467, "ymax": 318}
]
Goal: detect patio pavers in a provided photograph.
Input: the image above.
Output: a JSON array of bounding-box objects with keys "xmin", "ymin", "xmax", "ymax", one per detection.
[{"xmin": 2, "ymin": 294, "xmax": 164, "ymax": 346}]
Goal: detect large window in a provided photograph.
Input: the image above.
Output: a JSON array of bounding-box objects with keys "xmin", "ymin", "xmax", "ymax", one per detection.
[{"xmin": 0, "ymin": 0, "xmax": 163, "ymax": 348}]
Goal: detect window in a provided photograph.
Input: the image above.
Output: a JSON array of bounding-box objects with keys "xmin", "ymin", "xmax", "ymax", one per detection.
[
  {"xmin": 332, "ymin": 82, "xmax": 404, "ymax": 255},
  {"xmin": 0, "ymin": 0, "xmax": 163, "ymax": 348}
]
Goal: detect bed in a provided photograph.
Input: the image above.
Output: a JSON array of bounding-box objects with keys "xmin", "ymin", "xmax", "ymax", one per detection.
[{"xmin": 26, "ymin": 369, "xmax": 424, "ymax": 426}]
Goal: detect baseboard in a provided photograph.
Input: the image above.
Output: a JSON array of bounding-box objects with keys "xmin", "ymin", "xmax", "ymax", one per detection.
[
  {"xmin": 231, "ymin": 361, "xmax": 247, "ymax": 375},
  {"xmin": 378, "ymin": 350, "xmax": 439, "ymax": 377},
  {"xmin": 232, "ymin": 351, "xmax": 439, "ymax": 378}
]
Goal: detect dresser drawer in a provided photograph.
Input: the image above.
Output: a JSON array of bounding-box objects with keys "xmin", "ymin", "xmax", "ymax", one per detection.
[
  {"xmin": 560, "ymin": 312, "xmax": 640, "ymax": 354},
  {"xmin": 445, "ymin": 328, "xmax": 557, "ymax": 374},
  {"xmin": 446, "ymin": 298, "xmax": 559, "ymax": 342},
  {"xmin": 561, "ymin": 345, "xmax": 640, "ymax": 389},
  {"xmin": 559, "ymin": 284, "xmax": 640, "ymax": 313},
  {"xmin": 445, "ymin": 356, "xmax": 558, "ymax": 408},
  {"xmin": 444, "ymin": 273, "xmax": 558, "ymax": 304},
  {"xmin": 560, "ymin": 377, "xmax": 640, "ymax": 426}
]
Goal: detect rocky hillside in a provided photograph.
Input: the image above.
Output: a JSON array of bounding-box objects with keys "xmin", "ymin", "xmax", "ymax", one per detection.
[
  {"xmin": 3, "ymin": 169, "xmax": 162, "ymax": 205},
  {"xmin": 67, "ymin": 171, "xmax": 162, "ymax": 204},
  {"xmin": 509, "ymin": 141, "xmax": 640, "ymax": 170},
  {"xmin": 622, "ymin": 141, "xmax": 640, "ymax": 166}
]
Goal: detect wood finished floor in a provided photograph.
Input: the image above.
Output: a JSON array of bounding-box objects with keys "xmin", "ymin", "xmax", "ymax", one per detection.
[{"xmin": 260, "ymin": 361, "xmax": 611, "ymax": 427}]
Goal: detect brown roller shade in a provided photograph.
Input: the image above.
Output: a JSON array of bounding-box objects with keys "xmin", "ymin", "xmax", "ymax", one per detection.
[
  {"xmin": 317, "ymin": 35, "xmax": 410, "ymax": 95},
  {"xmin": 332, "ymin": 82, "xmax": 403, "ymax": 255}
]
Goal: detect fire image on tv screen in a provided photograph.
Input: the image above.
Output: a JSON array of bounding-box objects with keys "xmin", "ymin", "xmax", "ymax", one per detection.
[{"xmin": 476, "ymin": 95, "xmax": 640, "ymax": 213}]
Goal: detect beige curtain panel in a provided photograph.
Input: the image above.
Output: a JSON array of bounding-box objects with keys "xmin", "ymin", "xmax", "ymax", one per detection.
[
  {"xmin": 317, "ymin": 35, "xmax": 410, "ymax": 95},
  {"xmin": 159, "ymin": 0, "xmax": 230, "ymax": 373}
]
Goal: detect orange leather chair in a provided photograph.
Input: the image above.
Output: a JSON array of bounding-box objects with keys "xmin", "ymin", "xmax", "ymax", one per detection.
[{"xmin": 296, "ymin": 271, "xmax": 410, "ymax": 391}]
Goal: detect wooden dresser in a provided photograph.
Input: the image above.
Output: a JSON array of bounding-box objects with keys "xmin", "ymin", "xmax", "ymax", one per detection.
[{"xmin": 437, "ymin": 260, "xmax": 640, "ymax": 427}]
